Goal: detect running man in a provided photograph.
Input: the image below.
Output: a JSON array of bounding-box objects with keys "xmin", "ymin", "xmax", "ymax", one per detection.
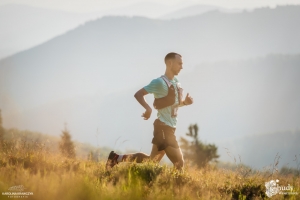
[{"xmin": 106, "ymin": 52, "xmax": 193, "ymax": 170}]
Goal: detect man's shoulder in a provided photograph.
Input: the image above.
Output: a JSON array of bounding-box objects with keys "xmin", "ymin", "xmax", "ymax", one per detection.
[
  {"xmin": 155, "ymin": 76, "xmax": 180, "ymax": 87},
  {"xmin": 144, "ymin": 76, "xmax": 167, "ymax": 92},
  {"xmin": 154, "ymin": 76, "xmax": 165, "ymax": 82},
  {"xmin": 144, "ymin": 76, "xmax": 169, "ymax": 95},
  {"xmin": 150, "ymin": 76, "xmax": 166, "ymax": 86}
]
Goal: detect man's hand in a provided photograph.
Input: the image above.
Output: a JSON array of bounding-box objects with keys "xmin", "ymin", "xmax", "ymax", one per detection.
[
  {"xmin": 183, "ymin": 93, "xmax": 193, "ymax": 105},
  {"xmin": 134, "ymin": 88, "xmax": 151, "ymax": 120},
  {"xmin": 142, "ymin": 108, "xmax": 152, "ymax": 120}
]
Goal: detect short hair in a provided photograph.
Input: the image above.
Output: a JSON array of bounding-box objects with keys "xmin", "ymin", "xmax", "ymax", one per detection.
[{"xmin": 164, "ymin": 52, "xmax": 181, "ymax": 63}]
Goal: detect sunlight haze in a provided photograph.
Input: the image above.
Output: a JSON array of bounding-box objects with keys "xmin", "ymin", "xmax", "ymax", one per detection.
[
  {"xmin": 0, "ymin": 0, "xmax": 299, "ymax": 169},
  {"xmin": 0, "ymin": 0, "xmax": 300, "ymax": 13}
]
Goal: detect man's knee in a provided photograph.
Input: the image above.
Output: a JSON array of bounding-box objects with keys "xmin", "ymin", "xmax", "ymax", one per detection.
[
  {"xmin": 175, "ymin": 158, "xmax": 184, "ymax": 169},
  {"xmin": 135, "ymin": 152, "xmax": 150, "ymax": 163}
]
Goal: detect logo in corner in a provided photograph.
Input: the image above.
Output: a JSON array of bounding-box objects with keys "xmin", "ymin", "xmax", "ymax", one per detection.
[
  {"xmin": 2, "ymin": 185, "xmax": 34, "ymax": 198},
  {"xmin": 8, "ymin": 185, "xmax": 26, "ymax": 192},
  {"xmin": 265, "ymin": 179, "xmax": 297, "ymax": 198},
  {"xmin": 265, "ymin": 179, "xmax": 280, "ymax": 197}
]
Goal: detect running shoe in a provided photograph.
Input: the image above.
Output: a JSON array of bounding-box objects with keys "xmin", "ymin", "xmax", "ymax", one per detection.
[{"xmin": 105, "ymin": 151, "xmax": 119, "ymax": 170}]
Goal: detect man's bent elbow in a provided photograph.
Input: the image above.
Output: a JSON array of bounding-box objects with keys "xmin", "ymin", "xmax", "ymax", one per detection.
[
  {"xmin": 134, "ymin": 91, "xmax": 139, "ymax": 99},
  {"xmin": 134, "ymin": 88, "xmax": 147, "ymax": 99}
]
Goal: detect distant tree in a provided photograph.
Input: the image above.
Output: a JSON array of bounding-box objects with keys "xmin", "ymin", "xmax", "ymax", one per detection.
[
  {"xmin": 59, "ymin": 125, "xmax": 76, "ymax": 159},
  {"xmin": 0, "ymin": 109, "xmax": 4, "ymax": 147},
  {"xmin": 280, "ymin": 166, "xmax": 300, "ymax": 176},
  {"xmin": 180, "ymin": 124, "xmax": 219, "ymax": 168},
  {"xmin": 88, "ymin": 151, "xmax": 93, "ymax": 161}
]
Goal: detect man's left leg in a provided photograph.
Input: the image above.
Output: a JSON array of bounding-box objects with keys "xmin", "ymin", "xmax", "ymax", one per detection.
[
  {"xmin": 119, "ymin": 144, "xmax": 165, "ymax": 163},
  {"xmin": 105, "ymin": 151, "xmax": 149, "ymax": 170},
  {"xmin": 106, "ymin": 144, "xmax": 165, "ymax": 170}
]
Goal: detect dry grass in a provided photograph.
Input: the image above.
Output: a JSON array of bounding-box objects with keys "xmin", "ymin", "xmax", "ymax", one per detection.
[{"xmin": 0, "ymin": 140, "xmax": 299, "ymax": 200}]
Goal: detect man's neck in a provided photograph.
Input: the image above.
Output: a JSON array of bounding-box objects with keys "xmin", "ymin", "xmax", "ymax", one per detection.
[{"xmin": 164, "ymin": 71, "xmax": 175, "ymax": 80}]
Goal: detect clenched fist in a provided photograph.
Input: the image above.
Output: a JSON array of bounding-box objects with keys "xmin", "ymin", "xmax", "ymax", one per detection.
[{"xmin": 183, "ymin": 93, "xmax": 193, "ymax": 105}]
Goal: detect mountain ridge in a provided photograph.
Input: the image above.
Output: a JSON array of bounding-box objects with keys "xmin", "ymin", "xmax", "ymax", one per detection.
[{"xmin": 0, "ymin": 6, "xmax": 299, "ymax": 169}]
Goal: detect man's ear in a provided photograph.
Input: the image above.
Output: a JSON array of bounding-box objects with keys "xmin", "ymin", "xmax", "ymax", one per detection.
[{"xmin": 166, "ymin": 59, "xmax": 172, "ymax": 67}]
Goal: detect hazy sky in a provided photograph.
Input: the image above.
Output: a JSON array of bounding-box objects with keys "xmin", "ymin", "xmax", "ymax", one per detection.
[{"xmin": 1, "ymin": 0, "xmax": 300, "ymax": 13}]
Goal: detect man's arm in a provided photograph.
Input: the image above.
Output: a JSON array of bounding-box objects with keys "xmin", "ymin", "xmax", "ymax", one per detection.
[{"xmin": 134, "ymin": 88, "xmax": 152, "ymax": 120}]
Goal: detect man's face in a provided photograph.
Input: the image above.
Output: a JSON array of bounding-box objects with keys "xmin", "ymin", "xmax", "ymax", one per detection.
[{"xmin": 170, "ymin": 55, "xmax": 183, "ymax": 75}]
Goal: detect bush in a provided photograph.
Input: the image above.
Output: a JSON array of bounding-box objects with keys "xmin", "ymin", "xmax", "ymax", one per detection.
[{"xmin": 180, "ymin": 124, "xmax": 219, "ymax": 168}]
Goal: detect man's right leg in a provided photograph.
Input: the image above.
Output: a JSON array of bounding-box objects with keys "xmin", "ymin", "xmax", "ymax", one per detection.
[{"xmin": 164, "ymin": 146, "xmax": 184, "ymax": 170}]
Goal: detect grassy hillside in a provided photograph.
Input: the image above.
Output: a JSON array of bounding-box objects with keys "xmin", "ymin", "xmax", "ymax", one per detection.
[
  {"xmin": 0, "ymin": 128, "xmax": 299, "ymax": 199},
  {"xmin": 0, "ymin": 145, "xmax": 299, "ymax": 199},
  {"xmin": 2, "ymin": 128, "xmax": 112, "ymax": 161}
]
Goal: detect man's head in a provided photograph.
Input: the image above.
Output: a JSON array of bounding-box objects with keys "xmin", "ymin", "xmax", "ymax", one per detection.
[{"xmin": 164, "ymin": 52, "xmax": 183, "ymax": 76}]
